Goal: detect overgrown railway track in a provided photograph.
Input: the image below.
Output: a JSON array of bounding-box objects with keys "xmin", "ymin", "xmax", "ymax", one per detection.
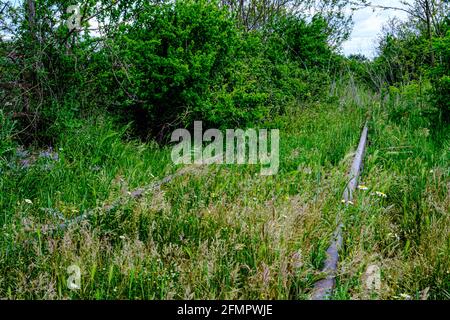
[
  {"xmin": 310, "ymin": 123, "xmax": 369, "ymax": 300},
  {"xmin": 52, "ymin": 122, "xmax": 370, "ymax": 300}
]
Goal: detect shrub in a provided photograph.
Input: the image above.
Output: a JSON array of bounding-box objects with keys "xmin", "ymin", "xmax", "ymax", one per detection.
[
  {"xmin": 100, "ymin": 0, "xmax": 240, "ymax": 138},
  {"xmin": 431, "ymin": 30, "xmax": 450, "ymax": 123}
]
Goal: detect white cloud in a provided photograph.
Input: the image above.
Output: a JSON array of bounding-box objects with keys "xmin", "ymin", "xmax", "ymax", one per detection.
[{"xmin": 342, "ymin": 0, "xmax": 410, "ymax": 58}]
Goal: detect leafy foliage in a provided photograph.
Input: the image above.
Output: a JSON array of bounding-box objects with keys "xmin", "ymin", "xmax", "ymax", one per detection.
[
  {"xmin": 0, "ymin": 0, "xmax": 345, "ymax": 142},
  {"xmin": 431, "ymin": 28, "xmax": 450, "ymax": 122}
]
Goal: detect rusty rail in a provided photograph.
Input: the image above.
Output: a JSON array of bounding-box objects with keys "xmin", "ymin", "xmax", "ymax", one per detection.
[
  {"xmin": 310, "ymin": 123, "xmax": 369, "ymax": 300},
  {"xmin": 55, "ymin": 166, "xmax": 197, "ymax": 231}
]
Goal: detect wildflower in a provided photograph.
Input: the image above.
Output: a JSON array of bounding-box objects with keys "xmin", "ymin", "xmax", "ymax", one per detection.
[
  {"xmin": 39, "ymin": 148, "xmax": 59, "ymax": 162},
  {"xmin": 358, "ymin": 185, "xmax": 369, "ymax": 191},
  {"xmin": 39, "ymin": 149, "xmax": 52, "ymax": 159},
  {"xmin": 24, "ymin": 199, "xmax": 33, "ymax": 205},
  {"xmin": 399, "ymin": 293, "xmax": 412, "ymax": 300},
  {"xmin": 375, "ymin": 191, "xmax": 387, "ymax": 198},
  {"xmin": 341, "ymin": 199, "xmax": 354, "ymax": 205},
  {"xmin": 119, "ymin": 235, "xmax": 126, "ymax": 240}
]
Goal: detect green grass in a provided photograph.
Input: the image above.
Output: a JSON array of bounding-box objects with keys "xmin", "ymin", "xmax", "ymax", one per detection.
[
  {"xmin": 0, "ymin": 102, "xmax": 365, "ymax": 299},
  {"xmin": 1, "ymin": 84, "xmax": 448, "ymax": 300},
  {"xmin": 333, "ymin": 90, "xmax": 450, "ymax": 300}
]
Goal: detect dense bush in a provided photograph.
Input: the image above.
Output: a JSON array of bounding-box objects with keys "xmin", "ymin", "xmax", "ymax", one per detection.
[
  {"xmin": 0, "ymin": 0, "xmax": 342, "ymax": 143},
  {"xmin": 88, "ymin": 1, "xmax": 337, "ymax": 138},
  {"xmin": 431, "ymin": 29, "xmax": 450, "ymax": 123},
  {"xmin": 99, "ymin": 0, "xmax": 240, "ymax": 137},
  {"xmin": 357, "ymin": 12, "xmax": 449, "ymax": 126},
  {"xmin": 267, "ymin": 15, "xmax": 335, "ymax": 68}
]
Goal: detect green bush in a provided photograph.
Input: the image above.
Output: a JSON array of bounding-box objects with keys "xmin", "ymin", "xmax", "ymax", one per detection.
[
  {"xmin": 384, "ymin": 82, "xmax": 432, "ymax": 129},
  {"xmin": 100, "ymin": 0, "xmax": 240, "ymax": 137},
  {"xmin": 0, "ymin": 0, "xmax": 342, "ymax": 142},
  {"xmin": 266, "ymin": 15, "xmax": 335, "ymax": 68},
  {"xmin": 93, "ymin": 3, "xmax": 338, "ymax": 137},
  {"xmin": 431, "ymin": 30, "xmax": 450, "ymax": 123}
]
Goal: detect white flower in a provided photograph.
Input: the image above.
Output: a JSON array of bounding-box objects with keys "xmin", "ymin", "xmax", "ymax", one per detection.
[
  {"xmin": 24, "ymin": 199, "xmax": 33, "ymax": 205},
  {"xmin": 399, "ymin": 293, "xmax": 412, "ymax": 300},
  {"xmin": 375, "ymin": 191, "xmax": 387, "ymax": 198}
]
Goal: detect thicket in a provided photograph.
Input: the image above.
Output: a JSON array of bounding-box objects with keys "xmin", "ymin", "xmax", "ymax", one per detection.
[
  {"xmin": 0, "ymin": 0, "xmax": 448, "ymax": 146},
  {"xmin": 349, "ymin": 1, "xmax": 449, "ymax": 126},
  {"xmin": 0, "ymin": 0, "xmax": 351, "ymax": 145}
]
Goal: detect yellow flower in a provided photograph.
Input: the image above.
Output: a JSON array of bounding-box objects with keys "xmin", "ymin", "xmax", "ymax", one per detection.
[
  {"xmin": 399, "ymin": 293, "xmax": 412, "ymax": 300},
  {"xmin": 375, "ymin": 191, "xmax": 387, "ymax": 198}
]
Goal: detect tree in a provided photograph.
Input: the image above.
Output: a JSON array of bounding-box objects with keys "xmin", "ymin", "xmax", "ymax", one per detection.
[
  {"xmin": 353, "ymin": 0, "xmax": 450, "ymax": 65},
  {"xmin": 219, "ymin": 0, "xmax": 354, "ymax": 47}
]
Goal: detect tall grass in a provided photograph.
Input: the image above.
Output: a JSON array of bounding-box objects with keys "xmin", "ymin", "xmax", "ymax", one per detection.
[
  {"xmin": 0, "ymin": 102, "xmax": 365, "ymax": 299},
  {"xmin": 2, "ymin": 80, "xmax": 447, "ymax": 300},
  {"xmin": 333, "ymin": 82, "xmax": 450, "ymax": 300}
]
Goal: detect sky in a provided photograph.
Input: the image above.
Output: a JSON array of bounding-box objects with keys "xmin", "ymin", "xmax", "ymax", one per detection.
[{"xmin": 342, "ymin": 0, "xmax": 410, "ymax": 58}]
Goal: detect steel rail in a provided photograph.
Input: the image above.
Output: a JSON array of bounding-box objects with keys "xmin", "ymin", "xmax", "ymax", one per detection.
[
  {"xmin": 54, "ymin": 166, "xmax": 196, "ymax": 231},
  {"xmin": 310, "ymin": 123, "xmax": 369, "ymax": 300}
]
